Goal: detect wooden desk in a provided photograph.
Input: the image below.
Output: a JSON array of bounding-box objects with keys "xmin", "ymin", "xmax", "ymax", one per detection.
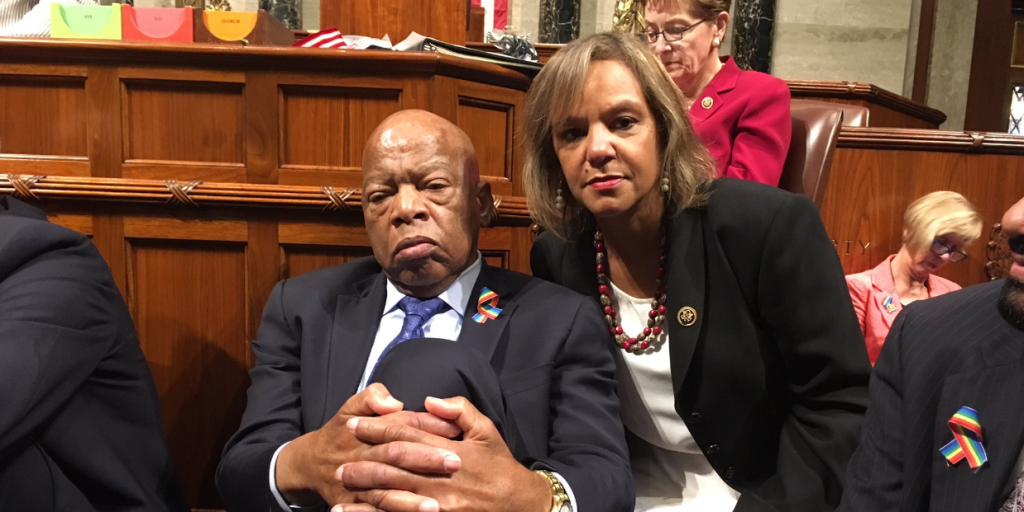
[
  {"xmin": 0, "ymin": 38, "xmax": 532, "ymax": 508},
  {"xmin": 824, "ymin": 127, "xmax": 1024, "ymax": 286}
]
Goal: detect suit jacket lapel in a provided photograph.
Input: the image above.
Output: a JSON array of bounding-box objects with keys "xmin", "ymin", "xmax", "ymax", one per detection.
[
  {"xmin": 870, "ymin": 256, "xmax": 900, "ymax": 329},
  {"xmin": 932, "ymin": 326, "xmax": 1024, "ymax": 512},
  {"xmin": 687, "ymin": 57, "xmax": 738, "ymax": 126},
  {"xmin": 666, "ymin": 207, "xmax": 707, "ymax": 393},
  {"xmin": 458, "ymin": 261, "xmax": 518, "ymax": 365},
  {"xmin": 320, "ymin": 272, "xmax": 387, "ymax": 426}
]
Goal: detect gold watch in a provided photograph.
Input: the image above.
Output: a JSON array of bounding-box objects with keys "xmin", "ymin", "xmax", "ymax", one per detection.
[{"xmin": 535, "ymin": 470, "xmax": 572, "ymax": 512}]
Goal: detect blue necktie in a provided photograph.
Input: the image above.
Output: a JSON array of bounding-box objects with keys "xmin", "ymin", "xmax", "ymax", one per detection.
[{"xmin": 369, "ymin": 296, "xmax": 449, "ymax": 380}]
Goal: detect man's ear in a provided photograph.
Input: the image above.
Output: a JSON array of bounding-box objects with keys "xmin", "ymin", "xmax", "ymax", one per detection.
[{"xmin": 477, "ymin": 180, "xmax": 495, "ymax": 228}]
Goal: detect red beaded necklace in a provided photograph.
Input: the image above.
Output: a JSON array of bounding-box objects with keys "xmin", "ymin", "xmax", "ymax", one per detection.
[{"xmin": 594, "ymin": 230, "xmax": 667, "ymax": 354}]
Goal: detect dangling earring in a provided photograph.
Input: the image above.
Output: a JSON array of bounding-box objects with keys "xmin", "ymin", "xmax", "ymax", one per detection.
[
  {"xmin": 660, "ymin": 173, "xmax": 670, "ymax": 194},
  {"xmin": 713, "ymin": 37, "xmax": 721, "ymax": 47},
  {"xmin": 555, "ymin": 180, "xmax": 566, "ymax": 211}
]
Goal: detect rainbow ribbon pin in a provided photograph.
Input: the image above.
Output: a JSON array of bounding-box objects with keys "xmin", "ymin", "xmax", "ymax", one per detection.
[
  {"xmin": 940, "ymin": 406, "xmax": 988, "ymax": 471},
  {"xmin": 472, "ymin": 287, "xmax": 502, "ymax": 324}
]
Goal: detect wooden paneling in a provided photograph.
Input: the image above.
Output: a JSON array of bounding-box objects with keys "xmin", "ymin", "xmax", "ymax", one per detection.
[
  {"xmin": 324, "ymin": 0, "xmax": 467, "ymax": 47},
  {"xmin": 279, "ymin": 85, "xmax": 403, "ymax": 169},
  {"xmin": 122, "ymin": 80, "xmax": 245, "ymax": 164},
  {"xmin": 283, "ymin": 245, "xmax": 374, "ymax": 278},
  {"xmin": 127, "ymin": 239, "xmax": 249, "ymax": 507},
  {"xmin": 964, "ymin": 0, "xmax": 1015, "ymax": 132},
  {"xmin": 787, "ymin": 79, "xmax": 947, "ymax": 128},
  {"xmin": 0, "ymin": 75, "xmax": 87, "ymax": 157},
  {"xmin": 456, "ymin": 80, "xmax": 523, "ymax": 197}
]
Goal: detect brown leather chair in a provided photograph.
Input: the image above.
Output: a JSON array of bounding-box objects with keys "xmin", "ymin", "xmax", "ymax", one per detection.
[
  {"xmin": 778, "ymin": 102, "xmax": 845, "ymax": 209},
  {"xmin": 791, "ymin": 98, "xmax": 870, "ymax": 127}
]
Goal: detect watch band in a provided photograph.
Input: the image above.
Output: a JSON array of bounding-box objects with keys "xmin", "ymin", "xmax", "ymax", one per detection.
[{"xmin": 535, "ymin": 470, "xmax": 571, "ymax": 512}]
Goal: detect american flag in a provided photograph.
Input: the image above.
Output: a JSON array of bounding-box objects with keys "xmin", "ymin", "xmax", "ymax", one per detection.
[{"xmin": 293, "ymin": 28, "xmax": 347, "ymax": 49}]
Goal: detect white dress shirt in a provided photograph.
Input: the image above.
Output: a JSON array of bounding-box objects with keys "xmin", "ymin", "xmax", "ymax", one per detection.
[
  {"xmin": 268, "ymin": 254, "xmax": 575, "ymax": 511},
  {"xmin": 610, "ymin": 282, "xmax": 740, "ymax": 512},
  {"xmin": 0, "ymin": 0, "xmax": 97, "ymax": 37}
]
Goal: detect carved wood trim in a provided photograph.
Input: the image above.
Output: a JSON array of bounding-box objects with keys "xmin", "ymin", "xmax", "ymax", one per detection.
[
  {"xmin": 787, "ymin": 79, "xmax": 947, "ymax": 126},
  {"xmin": 0, "ymin": 174, "xmax": 533, "ymax": 225},
  {"xmin": 0, "ymin": 38, "xmax": 532, "ymax": 91},
  {"xmin": 837, "ymin": 127, "xmax": 1024, "ymax": 154},
  {"xmin": 987, "ymin": 222, "xmax": 1013, "ymax": 281}
]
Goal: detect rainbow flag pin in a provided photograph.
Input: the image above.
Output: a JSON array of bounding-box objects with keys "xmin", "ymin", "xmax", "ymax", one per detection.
[
  {"xmin": 940, "ymin": 406, "xmax": 988, "ymax": 471},
  {"xmin": 472, "ymin": 287, "xmax": 502, "ymax": 324},
  {"xmin": 883, "ymin": 295, "xmax": 897, "ymax": 313}
]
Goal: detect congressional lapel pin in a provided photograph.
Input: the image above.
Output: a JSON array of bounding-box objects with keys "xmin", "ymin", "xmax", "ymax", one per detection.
[
  {"xmin": 939, "ymin": 406, "xmax": 988, "ymax": 472},
  {"xmin": 883, "ymin": 295, "xmax": 897, "ymax": 314},
  {"xmin": 701, "ymin": 97, "xmax": 713, "ymax": 109},
  {"xmin": 677, "ymin": 306, "xmax": 697, "ymax": 327},
  {"xmin": 472, "ymin": 287, "xmax": 502, "ymax": 324}
]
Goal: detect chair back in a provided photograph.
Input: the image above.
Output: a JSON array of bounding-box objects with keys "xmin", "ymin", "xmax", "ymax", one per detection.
[
  {"xmin": 791, "ymin": 98, "xmax": 870, "ymax": 127},
  {"xmin": 778, "ymin": 103, "xmax": 845, "ymax": 209}
]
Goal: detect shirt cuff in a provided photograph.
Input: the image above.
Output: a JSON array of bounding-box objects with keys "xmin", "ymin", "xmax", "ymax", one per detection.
[
  {"xmin": 270, "ymin": 442, "xmax": 322, "ymax": 511},
  {"xmin": 551, "ymin": 472, "xmax": 578, "ymax": 512}
]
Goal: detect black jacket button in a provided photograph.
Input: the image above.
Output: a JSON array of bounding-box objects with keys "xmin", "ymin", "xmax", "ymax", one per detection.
[
  {"xmin": 707, "ymin": 444, "xmax": 720, "ymax": 455},
  {"xmin": 689, "ymin": 412, "xmax": 702, "ymax": 423},
  {"xmin": 724, "ymin": 467, "xmax": 735, "ymax": 479}
]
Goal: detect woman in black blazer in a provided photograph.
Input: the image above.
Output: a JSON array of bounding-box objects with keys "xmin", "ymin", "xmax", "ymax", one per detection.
[{"xmin": 523, "ymin": 32, "xmax": 871, "ymax": 512}]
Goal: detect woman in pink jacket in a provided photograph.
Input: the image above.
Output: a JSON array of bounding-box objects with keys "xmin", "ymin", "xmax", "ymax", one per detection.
[{"xmin": 846, "ymin": 191, "xmax": 983, "ymax": 364}]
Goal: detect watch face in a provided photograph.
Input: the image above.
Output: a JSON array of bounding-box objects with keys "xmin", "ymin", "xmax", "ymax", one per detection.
[{"xmin": 558, "ymin": 502, "xmax": 572, "ymax": 512}]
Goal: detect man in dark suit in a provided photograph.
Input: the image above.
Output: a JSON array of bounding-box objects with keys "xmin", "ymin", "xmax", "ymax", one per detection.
[
  {"xmin": 0, "ymin": 195, "xmax": 189, "ymax": 511},
  {"xmin": 840, "ymin": 194, "xmax": 1024, "ymax": 512},
  {"xmin": 216, "ymin": 110, "xmax": 632, "ymax": 512}
]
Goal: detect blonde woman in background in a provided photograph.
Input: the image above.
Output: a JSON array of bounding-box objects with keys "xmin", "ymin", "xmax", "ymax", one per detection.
[{"xmin": 846, "ymin": 191, "xmax": 983, "ymax": 365}]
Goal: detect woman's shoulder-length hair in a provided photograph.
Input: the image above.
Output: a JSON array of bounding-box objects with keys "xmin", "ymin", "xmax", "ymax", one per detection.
[{"xmin": 522, "ymin": 31, "xmax": 717, "ymax": 241}]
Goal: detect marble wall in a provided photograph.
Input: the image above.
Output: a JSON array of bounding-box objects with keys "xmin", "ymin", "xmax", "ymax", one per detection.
[
  {"xmin": 925, "ymin": 0, "xmax": 978, "ymax": 131},
  {"xmin": 772, "ymin": 0, "xmax": 914, "ymax": 94}
]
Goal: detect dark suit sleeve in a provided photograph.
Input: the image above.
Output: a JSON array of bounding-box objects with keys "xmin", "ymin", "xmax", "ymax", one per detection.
[
  {"xmin": 216, "ymin": 279, "xmax": 306, "ymax": 511},
  {"xmin": 746, "ymin": 194, "xmax": 871, "ymax": 511},
  {"xmin": 532, "ymin": 297, "xmax": 634, "ymax": 512},
  {"xmin": 529, "ymin": 233, "xmax": 558, "ymax": 282},
  {"xmin": 0, "ymin": 233, "xmax": 117, "ymax": 459},
  {"xmin": 837, "ymin": 312, "xmax": 907, "ymax": 511},
  {"xmin": 725, "ymin": 77, "xmax": 791, "ymax": 186}
]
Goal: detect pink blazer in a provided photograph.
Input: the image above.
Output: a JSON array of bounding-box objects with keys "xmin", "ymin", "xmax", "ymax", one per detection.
[
  {"xmin": 845, "ymin": 255, "xmax": 961, "ymax": 364},
  {"xmin": 687, "ymin": 57, "xmax": 792, "ymax": 186}
]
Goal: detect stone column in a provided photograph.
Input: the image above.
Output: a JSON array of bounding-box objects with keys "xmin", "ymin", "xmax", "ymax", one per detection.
[
  {"xmin": 540, "ymin": 0, "xmax": 581, "ymax": 43},
  {"xmin": 731, "ymin": 0, "xmax": 777, "ymax": 72}
]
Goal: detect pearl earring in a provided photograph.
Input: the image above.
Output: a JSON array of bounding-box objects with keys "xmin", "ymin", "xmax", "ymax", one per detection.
[
  {"xmin": 713, "ymin": 37, "xmax": 721, "ymax": 47},
  {"xmin": 660, "ymin": 174, "xmax": 670, "ymax": 194},
  {"xmin": 555, "ymin": 181, "xmax": 565, "ymax": 211}
]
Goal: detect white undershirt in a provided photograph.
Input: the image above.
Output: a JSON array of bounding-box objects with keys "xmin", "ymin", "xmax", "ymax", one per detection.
[{"xmin": 609, "ymin": 281, "xmax": 740, "ymax": 512}]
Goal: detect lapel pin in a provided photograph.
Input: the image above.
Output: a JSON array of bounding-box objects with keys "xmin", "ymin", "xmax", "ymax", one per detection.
[
  {"xmin": 472, "ymin": 287, "xmax": 502, "ymax": 324},
  {"xmin": 883, "ymin": 295, "xmax": 897, "ymax": 314},
  {"xmin": 701, "ymin": 97, "xmax": 713, "ymax": 109},
  {"xmin": 940, "ymin": 406, "xmax": 988, "ymax": 471},
  {"xmin": 677, "ymin": 306, "xmax": 697, "ymax": 327}
]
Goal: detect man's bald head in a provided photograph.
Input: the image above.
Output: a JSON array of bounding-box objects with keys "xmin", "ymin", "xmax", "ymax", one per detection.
[
  {"xmin": 362, "ymin": 110, "xmax": 480, "ymax": 184},
  {"xmin": 360, "ymin": 109, "xmax": 494, "ymax": 299}
]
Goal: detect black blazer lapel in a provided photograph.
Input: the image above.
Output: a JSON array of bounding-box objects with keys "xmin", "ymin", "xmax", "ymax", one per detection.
[
  {"xmin": 665, "ymin": 207, "xmax": 707, "ymax": 393},
  {"xmin": 458, "ymin": 262, "xmax": 518, "ymax": 365},
  {"xmin": 319, "ymin": 272, "xmax": 387, "ymax": 426},
  {"xmin": 931, "ymin": 330, "xmax": 1024, "ymax": 512}
]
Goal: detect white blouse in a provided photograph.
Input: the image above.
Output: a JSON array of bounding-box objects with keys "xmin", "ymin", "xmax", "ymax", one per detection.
[{"xmin": 610, "ymin": 281, "xmax": 741, "ymax": 512}]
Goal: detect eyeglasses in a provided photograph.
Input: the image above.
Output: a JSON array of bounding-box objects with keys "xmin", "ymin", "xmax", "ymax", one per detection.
[
  {"xmin": 930, "ymin": 239, "xmax": 969, "ymax": 262},
  {"xmin": 638, "ymin": 17, "xmax": 712, "ymax": 44}
]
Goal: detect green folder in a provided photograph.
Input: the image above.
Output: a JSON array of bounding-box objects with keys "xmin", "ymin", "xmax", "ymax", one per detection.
[{"xmin": 51, "ymin": 4, "xmax": 122, "ymax": 40}]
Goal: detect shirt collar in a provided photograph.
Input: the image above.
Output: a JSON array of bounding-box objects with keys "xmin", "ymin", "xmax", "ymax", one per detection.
[{"xmin": 382, "ymin": 252, "xmax": 483, "ymax": 318}]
